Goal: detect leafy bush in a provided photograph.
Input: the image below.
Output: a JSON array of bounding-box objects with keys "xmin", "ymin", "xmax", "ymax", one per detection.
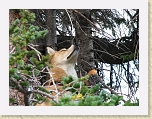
[
  {"xmin": 52, "ymin": 76, "xmax": 134, "ymax": 106},
  {"xmin": 9, "ymin": 9, "xmax": 49, "ymax": 105}
]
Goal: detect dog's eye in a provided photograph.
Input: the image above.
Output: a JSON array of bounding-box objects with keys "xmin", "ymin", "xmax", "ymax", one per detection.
[{"xmin": 61, "ymin": 49, "xmax": 66, "ymax": 52}]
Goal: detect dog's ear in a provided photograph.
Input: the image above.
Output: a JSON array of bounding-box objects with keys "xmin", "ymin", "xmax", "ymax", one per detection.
[{"xmin": 47, "ymin": 47, "xmax": 55, "ymax": 55}]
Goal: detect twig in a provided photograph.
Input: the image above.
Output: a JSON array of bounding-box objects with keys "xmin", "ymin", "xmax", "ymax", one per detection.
[
  {"xmin": 10, "ymin": 77, "xmax": 26, "ymax": 94},
  {"xmin": 100, "ymin": 79, "xmax": 126, "ymax": 102},
  {"xmin": 91, "ymin": 74, "xmax": 126, "ymax": 102},
  {"xmin": 116, "ymin": 38, "xmax": 121, "ymax": 49},
  {"xmin": 27, "ymin": 44, "xmax": 42, "ymax": 61},
  {"xmin": 10, "ymin": 77, "xmax": 58, "ymax": 104},
  {"xmin": 76, "ymin": 21, "xmax": 87, "ymax": 36},
  {"xmin": 134, "ymin": 39, "xmax": 139, "ymax": 61},
  {"xmin": 65, "ymin": 9, "xmax": 74, "ymax": 32},
  {"xmin": 92, "ymin": 49, "xmax": 121, "ymax": 59},
  {"xmin": 46, "ymin": 66, "xmax": 59, "ymax": 101},
  {"xmin": 60, "ymin": 86, "xmax": 77, "ymax": 95},
  {"xmin": 29, "ymin": 90, "xmax": 58, "ymax": 104},
  {"xmin": 10, "ymin": 47, "xmax": 15, "ymax": 54},
  {"xmin": 72, "ymin": 9, "xmax": 100, "ymax": 31},
  {"xmin": 116, "ymin": 13, "xmax": 139, "ymax": 48}
]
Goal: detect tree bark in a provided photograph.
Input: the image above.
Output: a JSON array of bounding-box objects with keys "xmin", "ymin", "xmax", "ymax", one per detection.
[
  {"xmin": 45, "ymin": 9, "xmax": 57, "ymax": 50},
  {"xmin": 74, "ymin": 9, "xmax": 95, "ymax": 77}
]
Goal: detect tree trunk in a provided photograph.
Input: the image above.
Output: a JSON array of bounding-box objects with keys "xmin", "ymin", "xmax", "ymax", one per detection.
[
  {"xmin": 45, "ymin": 9, "xmax": 57, "ymax": 50},
  {"xmin": 74, "ymin": 9, "xmax": 95, "ymax": 77}
]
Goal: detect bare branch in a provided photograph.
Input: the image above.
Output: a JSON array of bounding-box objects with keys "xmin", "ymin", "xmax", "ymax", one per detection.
[
  {"xmin": 29, "ymin": 89, "xmax": 58, "ymax": 104},
  {"xmin": 72, "ymin": 9, "xmax": 100, "ymax": 31},
  {"xmin": 27, "ymin": 44, "xmax": 42, "ymax": 61},
  {"xmin": 65, "ymin": 9, "xmax": 74, "ymax": 31},
  {"xmin": 45, "ymin": 66, "xmax": 59, "ymax": 101}
]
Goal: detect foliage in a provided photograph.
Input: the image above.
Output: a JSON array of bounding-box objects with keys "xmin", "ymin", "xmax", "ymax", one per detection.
[
  {"xmin": 9, "ymin": 9, "xmax": 49, "ymax": 105},
  {"xmin": 52, "ymin": 76, "xmax": 139, "ymax": 106},
  {"xmin": 120, "ymin": 49, "xmax": 138, "ymax": 61},
  {"xmin": 124, "ymin": 98, "xmax": 139, "ymax": 106}
]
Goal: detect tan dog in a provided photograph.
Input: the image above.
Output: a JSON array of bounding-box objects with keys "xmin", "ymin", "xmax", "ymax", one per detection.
[{"xmin": 36, "ymin": 44, "xmax": 79, "ymax": 106}]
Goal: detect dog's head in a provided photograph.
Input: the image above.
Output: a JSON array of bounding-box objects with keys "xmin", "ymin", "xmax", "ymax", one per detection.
[{"xmin": 47, "ymin": 45, "xmax": 79, "ymax": 66}]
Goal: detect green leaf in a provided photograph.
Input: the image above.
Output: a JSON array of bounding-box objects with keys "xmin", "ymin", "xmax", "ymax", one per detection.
[
  {"xmin": 37, "ymin": 64, "xmax": 44, "ymax": 69},
  {"xmin": 9, "ymin": 68, "xmax": 18, "ymax": 75},
  {"xmin": 35, "ymin": 26, "xmax": 39, "ymax": 30},
  {"xmin": 35, "ymin": 94, "xmax": 46, "ymax": 102},
  {"xmin": 109, "ymin": 99, "xmax": 116, "ymax": 104},
  {"xmin": 20, "ymin": 81, "xmax": 30, "ymax": 87},
  {"xmin": 62, "ymin": 75, "xmax": 74, "ymax": 85},
  {"xmin": 17, "ymin": 36, "xmax": 24, "ymax": 41},
  {"xmin": 30, "ymin": 35, "xmax": 36, "ymax": 40},
  {"xmin": 22, "ymin": 70, "xmax": 29, "ymax": 75},
  {"xmin": 13, "ymin": 26, "xmax": 21, "ymax": 33},
  {"xmin": 21, "ymin": 41, "xmax": 26, "ymax": 47},
  {"xmin": 22, "ymin": 19, "xmax": 28, "ymax": 24},
  {"xmin": 30, "ymin": 57, "xmax": 38, "ymax": 64},
  {"xmin": 25, "ymin": 64, "xmax": 33, "ymax": 70},
  {"xmin": 123, "ymin": 99, "xmax": 139, "ymax": 106},
  {"xmin": 38, "ymin": 86, "xmax": 50, "ymax": 94},
  {"xmin": 34, "ymin": 69, "xmax": 40, "ymax": 76},
  {"xmin": 13, "ymin": 19, "xmax": 20, "ymax": 26},
  {"xmin": 80, "ymin": 86, "xmax": 89, "ymax": 95},
  {"xmin": 13, "ymin": 73, "xmax": 21, "ymax": 80},
  {"xmin": 118, "ymin": 95, "xmax": 123, "ymax": 100},
  {"xmin": 73, "ymin": 82, "xmax": 80, "ymax": 88},
  {"xmin": 90, "ymin": 84, "xmax": 100, "ymax": 94},
  {"xmin": 68, "ymin": 75, "xmax": 75, "ymax": 82},
  {"xmin": 9, "ymin": 98, "xmax": 15, "ymax": 103},
  {"xmin": 108, "ymin": 102, "xmax": 115, "ymax": 106},
  {"xmin": 78, "ymin": 75, "xmax": 89, "ymax": 81},
  {"xmin": 29, "ymin": 28, "xmax": 35, "ymax": 32},
  {"xmin": 17, "ymin": 60, "xmax": 24, "ymax": 66},
  {"xmin": 111, "ymin": 95, "xmax": 118, "ymax": 101}
]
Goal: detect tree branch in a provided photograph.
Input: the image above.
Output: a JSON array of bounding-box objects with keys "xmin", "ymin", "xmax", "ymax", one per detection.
[
  {"xmin": 89, "ymin": 74, "xmax": 126, "ymax": 102},
  {"xmin": 72, "ymin": 9, "xmax": 100, "ymax": 31}
]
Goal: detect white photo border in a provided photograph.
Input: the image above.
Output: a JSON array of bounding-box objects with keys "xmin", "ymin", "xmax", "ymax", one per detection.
[{"xmin": 0, "ymin": 0, "xmax": 148, "ymax": 115}]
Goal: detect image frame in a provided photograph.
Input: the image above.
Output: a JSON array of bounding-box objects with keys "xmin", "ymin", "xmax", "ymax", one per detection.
[{"xmin": 0, "ymin": 0, "xmax": 150, "ymax": 117}]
